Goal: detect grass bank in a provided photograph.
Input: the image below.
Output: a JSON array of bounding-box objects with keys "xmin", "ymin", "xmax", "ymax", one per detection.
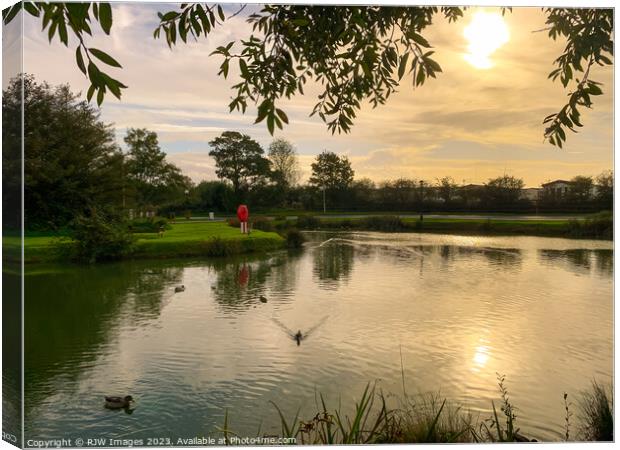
[
  {"xmin": 216, "ymin": 377, "xmax": 612, "ymax": 444},
  {"xmin": 6, "ymin": 221, "xmax": 285, "ymax": 264},
  {"xmin": 281, "ymin": 213, "xmax": 612, "ymax": 240}
]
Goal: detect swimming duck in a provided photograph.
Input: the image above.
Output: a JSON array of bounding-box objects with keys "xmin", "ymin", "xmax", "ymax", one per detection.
[
  {"xmin": 259, "ymin": 295, "xmax": 268, "ymax": 303},
  {"xmin": 104, "ymin": 395, "xmax": 133, "ymax": 409},
  {"xmin": 174, "ymin": 285, "xmax": 185, "ymax": 293}
]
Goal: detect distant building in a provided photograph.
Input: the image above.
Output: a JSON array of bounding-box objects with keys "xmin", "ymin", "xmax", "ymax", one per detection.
[{"xmin": 541, "ymin": 180, "xmax": 571, "ymax": 196}]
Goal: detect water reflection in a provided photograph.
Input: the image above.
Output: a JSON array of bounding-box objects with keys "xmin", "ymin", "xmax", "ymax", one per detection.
[
  {"xmin": 538, "ymin": 249, "xmax": 613, "ymax": 276},
  {"xmin": 312, "ymin": 241, "xmax": 355, "ymax": 289},
  {"xmin": 210, "ymin": 251, "xmax": 302, "ymax": 312},
  {"xmin": 24, "ymin": 262, "xmax": 184, "ymax": 411},
  {"xmin": 22, "ymin": 233, "xmax": 613, "ymax": 443}
]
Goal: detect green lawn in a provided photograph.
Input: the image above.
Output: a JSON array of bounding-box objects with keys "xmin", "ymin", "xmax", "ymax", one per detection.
[
  {"xmin": 132, "ymin": 221, "xmax": 284, "ymax": 258},
  {"xmin": 6, "ymin": 221, "xmax": 284, "ymax": 264}
]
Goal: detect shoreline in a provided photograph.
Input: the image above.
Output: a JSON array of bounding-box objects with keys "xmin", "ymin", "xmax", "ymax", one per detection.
[
  {"xmin": 5, "ymin": 214, "xmax": 612, "ymax": 265},
  {"xmin": 282, "ymin": 215, "xmax": 612, "ymax": 240}
]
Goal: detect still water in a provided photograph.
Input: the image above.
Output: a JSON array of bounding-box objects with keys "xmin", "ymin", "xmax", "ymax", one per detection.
[{"xmin": 24, "ymin": 232, "xmax": 612, "ymax": 442}]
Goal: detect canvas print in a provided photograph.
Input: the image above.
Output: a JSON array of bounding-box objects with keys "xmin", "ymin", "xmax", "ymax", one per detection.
[{"xmin": 1, "ymin": 1, "xmax": 614, "ymax": 447}]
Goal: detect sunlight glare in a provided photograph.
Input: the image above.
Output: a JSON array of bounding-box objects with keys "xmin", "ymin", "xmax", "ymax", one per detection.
[
  {"xmin": 464, "ymin": 11, "xmax": 509, "ymax": 69},
  {"xmin": 472, "ymin": 345, "xmax": 490, "ymax": 371}
]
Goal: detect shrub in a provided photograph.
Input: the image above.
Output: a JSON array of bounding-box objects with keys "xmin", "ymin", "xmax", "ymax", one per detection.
[
  {"xmin": 204, "ymin": 237, "xmax": 240, "ymax": 257},
  {"xmin": 297, "ymin": 215, "xmax": 320, "ymax": 229},
  {"xmin": 184, "ymin": 210, "xmax": 192, "ymax": 220},
  {"xmin": 286, "ymin": 229, "xmax": 305, "ymax": 248},
  {"xmin": 252, "ymin": 216, "xmax": 274, "ymax": 232},
  {"xmin": 568, "ymin": 212, "xmax": 612, "ymax": 239},
  {"xmin": 68, "ymin": 213, "xmax": 135, "ymax": 263}
]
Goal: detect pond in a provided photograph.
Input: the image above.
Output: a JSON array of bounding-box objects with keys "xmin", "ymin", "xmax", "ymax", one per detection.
[{"xmin": 22, "ymin": 232, "xmax": 612, "ymax": 443}]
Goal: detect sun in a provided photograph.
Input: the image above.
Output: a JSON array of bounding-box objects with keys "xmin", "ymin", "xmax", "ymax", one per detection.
[{"xmin": 463, "ymin": 11, "xmax": 509, "ymax": 69}]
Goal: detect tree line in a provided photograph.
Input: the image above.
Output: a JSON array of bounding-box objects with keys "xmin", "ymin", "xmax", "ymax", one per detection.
[{"xmin": 3, "ymin": 76, "xmax": 612, "ymax": 232}]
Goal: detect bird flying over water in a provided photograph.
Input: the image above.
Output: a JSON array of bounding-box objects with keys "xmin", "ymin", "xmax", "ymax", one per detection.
[{"xmin": 271, "ymin": 316, "xmax": 329, "ymax": 346}]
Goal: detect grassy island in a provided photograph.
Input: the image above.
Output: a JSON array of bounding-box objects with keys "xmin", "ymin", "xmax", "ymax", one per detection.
[{"xmin": 7, "ymin": 221, "xmax": 285, "ymax": 264}]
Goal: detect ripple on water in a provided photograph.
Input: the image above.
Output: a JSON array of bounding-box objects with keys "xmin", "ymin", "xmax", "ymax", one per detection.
[{"xmin": 23, "ymin": 232, "xmax": 612, "ymax": 442}]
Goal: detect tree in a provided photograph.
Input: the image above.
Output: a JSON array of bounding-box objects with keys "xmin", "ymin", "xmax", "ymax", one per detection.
[
  {"xmin": 484, "ymin": 175, "xmax": 524, "ymax": 208},
  {"xmin": 6, "ymin": 4, "xmax": 612, "ymax": 146},
  {"xmin": 124, "ymin": 128, "xmax": 191, "ymax": 209},
  {"xmin": 437, "ymin": 176, "xmax": 458, "ymax": 205},
  {"xmin": 569, "ymin": 175, "xmax": 594, "ymax": 205},
  {"xmin": 350, "ymin": 178, "xmax": 376, "ymax": 209},
  {"xmin": 389, "ymin": 178, "xmax": 417, "ymax": 208},
  {"xmin": 268, "ymin": 138, "xmax": 300, "ymax": 188},
  {"xmin": 309, "ymin": 151, "xmax": 354, "ymax": 190},
  {"xmin": 194, "ymin": 180, "xmax": 235, "ymax": 212},
  {"xmin": 595, "ymin": 170, "xmax": 613, "ymax": 210},
  {"xmin": 3, "ymin": 74, "xmax": 125, "ymax": 229},
  {"xmin": 208, "ymin": 131, "xmax": 271, "ymax": 195}
]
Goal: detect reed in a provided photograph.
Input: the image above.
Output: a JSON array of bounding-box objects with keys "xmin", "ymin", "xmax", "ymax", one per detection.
[{"xmin": 216, "ymin": 376, "xmax": 613, "ymax": 443}]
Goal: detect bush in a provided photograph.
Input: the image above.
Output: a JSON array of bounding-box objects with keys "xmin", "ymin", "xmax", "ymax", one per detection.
[
  {"xmin": 68, "ymin": 214, "xmax": 135, "ymax": 263},
  {"xmin": 568, "ymin": 212, "xmax": 613, "ymax": 239},
  {"xmin": 128, "ymin": 216, "xmax": 169, "ymax": 233},
  {"xmin": 252, "ymin": 216, "xmax": 275, "ymax": 232},
  {"xmin": 286, "ymin": 229, "xmax": 305, "ymax": 248},
  {"xmin": 203, "ymin": 237, "xmax": 241, "ymax": 257},
  {"xmin": 297, "ymin": 215, "xmax": 320, "ymax": 229},
  {"xmin": 228, "ymin": 217, "xmax": 240, "ymax": 228}
]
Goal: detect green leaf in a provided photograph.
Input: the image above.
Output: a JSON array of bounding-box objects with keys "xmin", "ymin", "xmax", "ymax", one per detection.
[
  {"xmin": 426, "ymin": 57, "xmax": 442, "ymax": 72},
  {"xmin": 76, "ymin": 47, "xmax": 87, "ymax": 75},
  {"xmin": 48, "ymin": 20, "xmax": 58, "ymax": 42},
  {"xmin": 161, "ymin": 11, "xmax": 180, "ymax": 21},
  {"xmin": 239, "ymin": 59, "xmax": 249, "ymax": 77},
  {"xmin": 398, "ymin": 53, "xmax": 409, "ymax": 80},
  {"xmin": 87, "ymin": 62, "xmax": 102, "ymax": 86},
  {"xmin": 409, "ymin": 32, "xmax": 431, "ymax": 48},
  {"xmin": 275, "ymin": 108, "xmax": 289, "ymax": 124},
  {"xmin": 23, "ymin": 2, "xmax": 40, "ymax": 17},
  {"xmin": 3, "ymin": 4, "xmax": 22, "ymax": 24},
  {"xmin": 292, "ymin": 18, "xmax": 309, "ymax": 26},
  {"xmin": 221, "ymin": 59, "xmax": 229, "ymax": 78},
  {"xmin": 267, "ymin": 113, "xmax": 275, "ymax": 135},
  {"xmin": 102, "ymin": 74, "xmax": 122, "ymax": 99},
  {"xmin": 86, "ymin": 84, "xmax": 96, "ymax": 102},
  {"xmin": 217, "ymin": 5, "xmax": 225, "ymax": 21},
  {"xmin": 58, "ymin": 21, "xmax": 68, "ymax": 45},
  {"xmin": 89, "ymin": 48, "xmax": 122, "ymax": 68},
  {"xmin": 587, "ymin": 83, "xmax": 603, "ymax": 95},
  {"xmin": 97, "ymin": 87, "xmax": 105, "ymax": 106},
  {"xmin": 99, "ymin": 3, "xmax": 112, "ymax": 34},
  {"xmin": 416, "ymin": 67, "xmax": 426, "ymax": 86}
]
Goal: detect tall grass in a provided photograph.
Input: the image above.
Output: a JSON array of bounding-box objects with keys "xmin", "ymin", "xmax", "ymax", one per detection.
[
  {"xmin": 218, "ymin": 376, "xmax": 613, "ymax": 443},
  {"xmin": 577, "ymin": 380, "xmax": 613, "ymax": 441}
]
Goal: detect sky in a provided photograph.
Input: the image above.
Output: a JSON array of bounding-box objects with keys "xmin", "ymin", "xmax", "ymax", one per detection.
[{"xmin": 4, "ymin": 2, "xmax": 614, "ymax": 187}]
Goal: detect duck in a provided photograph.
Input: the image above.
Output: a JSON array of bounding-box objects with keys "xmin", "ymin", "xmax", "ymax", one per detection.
[
  {"xmin": 259, "ymin": 295, "xmax": 268, "ymax": 303},
  {"xmin": 294, "ymin": 330, "xmax": 303, "ymax": 346},
  {"xmin": 174, "ymin": 285, "xmax": 185, "ymax": 293},
  {"xmin": 104, "ymin": 395, "xmax": 133, "ymax": 409}
]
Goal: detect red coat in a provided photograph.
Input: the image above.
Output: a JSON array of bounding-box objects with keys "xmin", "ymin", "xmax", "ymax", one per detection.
[{"xmin": 237, "ymin": 205, "xmax": 249, "ymax": 222}]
